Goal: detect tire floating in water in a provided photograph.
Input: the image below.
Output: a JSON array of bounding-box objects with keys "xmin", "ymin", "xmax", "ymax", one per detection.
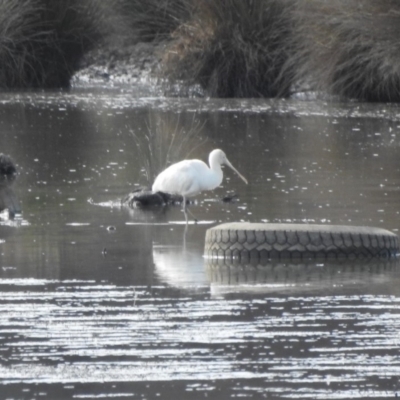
[{"xmin": 204, "ymin": 223, "xmax": 399, "ymax": 261}]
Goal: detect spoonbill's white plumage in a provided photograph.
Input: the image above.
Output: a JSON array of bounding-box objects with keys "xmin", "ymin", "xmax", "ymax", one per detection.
[{"xmin": 152, "ymin": 149, "xmax": 248, "ymax": 222}]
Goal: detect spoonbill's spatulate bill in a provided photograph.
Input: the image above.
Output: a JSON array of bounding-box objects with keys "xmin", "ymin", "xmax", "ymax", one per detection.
[{"xmin": 152, "ymin": 149, "xmax": 248, "ymax": 223}]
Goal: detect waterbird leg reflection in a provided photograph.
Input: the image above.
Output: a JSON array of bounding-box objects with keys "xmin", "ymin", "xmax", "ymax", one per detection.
[
  {"xmin": 188, "ymin": 210, "xmax": 198, "ymax": 223},
  {"xmin": 183, "ymin": 222, "xmax": 188, "ymax": 250},
  {"xmin": 182, "ymin": 196, "xmax": 197, "ymax": 224},
  {"xmin": 183, "ymin": 196, "xmax": 188, "ymax": 225},
  {"xmin": 133, "ymin": 287, "xmax": 137, "ymax": 307}
]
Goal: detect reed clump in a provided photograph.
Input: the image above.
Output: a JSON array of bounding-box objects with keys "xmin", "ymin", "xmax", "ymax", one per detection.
[
  {"xmin": 3, "ymin": 0, "xmax": 400, "ymax": 102},
  {"xmin": 286, "ymin": 1, "xmax": 400, "ymax": 102},
  {"xmin": 0, "ymin": 0, "xmax": 117, "ymax": 88},
  {"xmin": 115, "ymin": 0, "xmax": 191, "ymax": 43},
  {"xmin": 161, "ymin": 0, "xmax": 292, "ymax": 98}
]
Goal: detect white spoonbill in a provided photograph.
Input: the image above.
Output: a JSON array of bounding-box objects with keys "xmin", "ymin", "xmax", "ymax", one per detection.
[{"xmin": 152, "ymin": 149, "xmax": 248, "ymax": 222}]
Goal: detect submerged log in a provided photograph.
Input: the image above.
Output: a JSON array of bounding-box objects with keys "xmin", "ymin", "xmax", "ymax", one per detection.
[
  {"xmin": 122, "ymin": 187, "xmax": 183, "ymax": 209},
  {"xmin": 122, "ymin": 188, "xmax": 240, "ymax": 209}
]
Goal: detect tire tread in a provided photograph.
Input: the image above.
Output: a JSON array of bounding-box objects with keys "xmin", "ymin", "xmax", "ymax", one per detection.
[{"xmin": 205, "ymin": 223, "xmax": 399, "ymax": 260}]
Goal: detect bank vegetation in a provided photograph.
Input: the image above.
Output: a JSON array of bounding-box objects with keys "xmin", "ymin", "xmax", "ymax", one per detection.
[{"xmin": 1, "ymin": 0, "xmax": 400, "ymax": 102}]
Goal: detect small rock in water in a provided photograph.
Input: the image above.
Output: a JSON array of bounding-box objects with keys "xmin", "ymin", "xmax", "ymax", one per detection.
[{"xmin": 221, "ymin": 193, "xmax": 239, "ymax": 203}]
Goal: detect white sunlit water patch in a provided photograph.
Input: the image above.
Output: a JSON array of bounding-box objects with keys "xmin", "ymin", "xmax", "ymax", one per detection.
[{"xmin": 0, "ymin": 279, "xmax": 399, "ymax": 399}]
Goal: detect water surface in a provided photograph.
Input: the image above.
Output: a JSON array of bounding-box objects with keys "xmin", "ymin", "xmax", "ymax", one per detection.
[{"xmin": 0, "ymin": 89, "xmax": 400, "ymax": 399}]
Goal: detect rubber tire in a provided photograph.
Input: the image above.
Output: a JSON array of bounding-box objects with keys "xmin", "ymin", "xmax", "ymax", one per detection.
[{"xmin": 204, "ymin": 223, "xmax": 399, "ymax": 261}]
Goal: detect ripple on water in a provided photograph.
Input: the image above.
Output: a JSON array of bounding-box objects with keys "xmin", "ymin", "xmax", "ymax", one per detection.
[{"xmin": 0, "ymin": 279, "xmax": 399, "ymax": 398}]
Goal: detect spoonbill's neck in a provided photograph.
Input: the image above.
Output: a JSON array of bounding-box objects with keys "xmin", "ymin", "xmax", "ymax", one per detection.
[
  {"xmin": 209, "ymin": 157, "xmax": 222, "ymax": 172},
  {"xmin": 207, "ymin": 156, "xmax": 223, "ymax": 189}
]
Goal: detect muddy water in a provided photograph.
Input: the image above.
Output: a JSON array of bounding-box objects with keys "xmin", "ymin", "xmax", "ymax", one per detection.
[{"xmin": 0, "ymin": 89, "xmax": 400, "ymax": 398}]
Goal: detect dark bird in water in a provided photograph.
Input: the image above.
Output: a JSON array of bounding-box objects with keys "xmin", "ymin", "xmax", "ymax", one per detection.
[
  {"xmin": 122, "ymin": 187, "xmax": 183, "ymax": 209},
  {"xmin": 0, "ymin": 154, "xmax": 21, "ymax": 217}
]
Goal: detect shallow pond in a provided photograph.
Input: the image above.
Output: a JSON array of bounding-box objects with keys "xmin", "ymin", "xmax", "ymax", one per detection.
[{"xmin": 0, "ymin": 87, "xmax": 400, "ymax": 399}]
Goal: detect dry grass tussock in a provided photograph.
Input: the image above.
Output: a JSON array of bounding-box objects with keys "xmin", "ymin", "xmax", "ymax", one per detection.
[
  {"xmin": 116, "ymin": 0, "xmax": 191, "ymax": 43},
  {"xmin": 160, "ymin": 0, "xmax": 400, "ymax": 101},
  {"xmin": 286, "ymin": 0, "xmax": 400, "ymax": 101},
  {"xmin": 3, "ymin": 0, "xmax": 400, "ymax": 101},
  {"xmin": 0, "ymin": 0, "xmax": 118, "ymax": 88},
  {"xmin": 161, "ymin": 0, "xmax": 292, "ymax": 98}
]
